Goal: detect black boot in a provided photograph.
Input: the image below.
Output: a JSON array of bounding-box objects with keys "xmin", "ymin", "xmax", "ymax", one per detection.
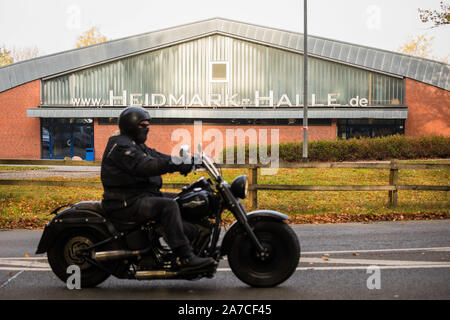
[{"xmin": 173, "ymin": 245, "xmax": 215, "ymax": 271}]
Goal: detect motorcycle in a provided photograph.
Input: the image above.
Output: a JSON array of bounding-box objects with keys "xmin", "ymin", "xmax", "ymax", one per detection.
[{"xmin": 36, "ymin": 145, "xmax": 300, "ymax": 288}]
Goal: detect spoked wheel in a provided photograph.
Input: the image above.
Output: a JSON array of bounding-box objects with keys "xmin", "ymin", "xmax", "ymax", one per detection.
[
  {"xmin": 228, "ymin": 220, "xmax": 300, "ymax": 287},
  {"xmin": 47, "ymin": 229, "xmax": 111, "ymax": 288}
]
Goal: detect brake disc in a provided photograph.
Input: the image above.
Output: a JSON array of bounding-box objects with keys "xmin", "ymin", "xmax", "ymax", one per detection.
[{"xmin": 63, "ymin": 236, "xmax": 94, "ymax": 270}]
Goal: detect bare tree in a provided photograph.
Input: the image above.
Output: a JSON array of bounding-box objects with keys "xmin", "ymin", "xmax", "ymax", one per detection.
[
  {"xmin": 11, "ymin": 46, "xmax": 40, "ymax": 62},
  {"xmin": 418, "ymin": 1, "xmax": 450, "ymax": 27}
]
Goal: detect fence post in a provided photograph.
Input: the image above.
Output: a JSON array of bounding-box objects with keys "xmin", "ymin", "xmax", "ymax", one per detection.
[
  {"xmin": 248, "ymin": 166, "xmax": 258, "ymax": 210},
  {"xmin": 389, "ymin": 160, "xmax": 399, "ymax": 207}
]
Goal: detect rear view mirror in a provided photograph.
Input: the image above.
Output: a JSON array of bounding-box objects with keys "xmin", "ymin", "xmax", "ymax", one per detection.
[{"xmin": 179, "ymin": 145, "xmax": 191, "ymax": 160}]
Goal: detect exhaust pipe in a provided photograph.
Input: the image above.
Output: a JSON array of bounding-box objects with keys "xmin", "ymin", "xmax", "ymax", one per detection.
[
  {"xmin": 135, "ymin": 270, "xmax": 179, "ymax": 280},
  {"xmin": 94, "ymin": 249, "xmax": 148, "ymax": 262}
]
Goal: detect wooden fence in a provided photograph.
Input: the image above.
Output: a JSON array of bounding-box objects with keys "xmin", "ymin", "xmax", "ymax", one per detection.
[{"xmin": 0, "ymin": 159, "xmax": 449, "ymax": 209}]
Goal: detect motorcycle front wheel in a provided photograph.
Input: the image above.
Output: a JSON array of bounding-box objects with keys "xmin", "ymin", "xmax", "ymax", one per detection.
[{"xmin": 227, "ymin": 220, "xmax": 300, "ymax": 287}]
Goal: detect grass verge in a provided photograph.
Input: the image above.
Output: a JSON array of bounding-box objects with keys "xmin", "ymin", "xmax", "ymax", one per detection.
[
  {"xmin": 0, "ymin": 166, "xmax": 51, "ymax": 171},
  {"xmin": 0, "ymin": 165, "xmax": 448, "ymax": 229}
]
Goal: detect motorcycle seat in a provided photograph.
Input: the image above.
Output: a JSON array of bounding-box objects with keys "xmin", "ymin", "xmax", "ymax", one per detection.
[
  {"xmin": 73, "ymin": 201, "xmax": 105, "ymax": 214},
  {"xmin": 73, "ymin": 201, "xmax": 148, "ymax": 231}
]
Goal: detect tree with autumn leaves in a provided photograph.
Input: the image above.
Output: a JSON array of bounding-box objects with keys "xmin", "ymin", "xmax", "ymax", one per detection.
[
  {"xmin": 1, "ymin": 26, "xmax": 108, "ymax": 68},
  {"xmin": 75, "ymin": 26, "xmax": 108, "ymax": 48},
  {"xmin": 0, "ymin": 45, "xmax": 14, "ymax": 67},
  {"xmin": 397, "ymin": 34, "xmax": 448, "ymax": 63},
  {"xmin": 398, "ymin": 1, "xmax": 449, "ymax": 63}
]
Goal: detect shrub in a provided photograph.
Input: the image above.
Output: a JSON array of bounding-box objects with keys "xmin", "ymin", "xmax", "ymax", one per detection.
[{"xmin": 221, "ymin": 135, "xmax": 450, "ymax": 163}]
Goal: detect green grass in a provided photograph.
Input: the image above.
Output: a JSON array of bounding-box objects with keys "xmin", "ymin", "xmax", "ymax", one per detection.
[{"xmin": 0, "ymin": 164, "xmax": 448, "ymax": 228}]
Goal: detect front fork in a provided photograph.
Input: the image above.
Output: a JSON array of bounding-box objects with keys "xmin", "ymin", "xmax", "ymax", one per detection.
[{"xmin": 219, "ymin": 183, "xmax": 266, "ymax": 254}]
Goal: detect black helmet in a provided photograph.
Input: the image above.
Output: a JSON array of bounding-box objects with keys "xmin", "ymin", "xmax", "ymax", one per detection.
[{"xmin": 118, "ymin": 106, "xmax": 151, "ymax": 143}]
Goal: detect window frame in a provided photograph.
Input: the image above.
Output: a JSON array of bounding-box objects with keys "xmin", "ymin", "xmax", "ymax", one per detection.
[{"xmin": 209, "ymin": 61, "xmax": 229, "ymax": 83}]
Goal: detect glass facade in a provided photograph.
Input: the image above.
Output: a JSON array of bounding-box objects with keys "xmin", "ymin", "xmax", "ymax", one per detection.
[
  {"xmin": 42, "ymin": 35, "xmax": 404, "ymax": 108},
  {"xmin": 39, "ymin": 35, "xmax": 407, "ymax": 145},
  {"xmin": 337, "ymin": 119, "xmax": 405, "ymax": 139},
  {"xmin": 41, "ymin": 118, "xmax": 94, "ymax": 159}
]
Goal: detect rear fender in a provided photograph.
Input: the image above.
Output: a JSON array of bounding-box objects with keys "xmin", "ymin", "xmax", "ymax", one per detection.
[
  {"xmin": 220, "ymin": 210, "xmax": 289, "ymax": 256},
  {"xmin": 35, "ymin": 208, "xmax": 118, "ymax": 254}
]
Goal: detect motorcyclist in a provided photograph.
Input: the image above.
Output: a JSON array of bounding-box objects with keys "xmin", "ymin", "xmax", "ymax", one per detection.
[{"xmin": 100, "ymin": 106, "xmax": 215, "ymax": 271}]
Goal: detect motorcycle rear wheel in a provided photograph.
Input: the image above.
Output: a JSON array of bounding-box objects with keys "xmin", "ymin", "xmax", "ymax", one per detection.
[
  {"xmin": 227, "ymin": 220, "xmax": 300, "ymax": 287},
  {"xmin": 47, "ymin": 228, "xmax": 111, "ymax": 288}
]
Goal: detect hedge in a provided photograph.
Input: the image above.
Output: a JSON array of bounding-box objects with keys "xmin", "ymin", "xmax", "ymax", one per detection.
[{"xmin": 222, "ymin": 135, "xmax": 450, "ymax": 163}]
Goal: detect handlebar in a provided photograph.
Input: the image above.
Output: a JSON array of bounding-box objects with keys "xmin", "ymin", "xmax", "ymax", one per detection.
[
  {"xmin": 179, "ymin": 144, "xmax": 222, "ymax": 182},
  {"xmin": 190, "ymin": 153, "xmax": 222, "ymax": 183}
]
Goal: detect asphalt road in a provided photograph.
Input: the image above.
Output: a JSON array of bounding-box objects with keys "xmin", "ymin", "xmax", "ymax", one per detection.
[{"xmin": 1, "ymin": 220, "xmax": 449, "ymax": 300}]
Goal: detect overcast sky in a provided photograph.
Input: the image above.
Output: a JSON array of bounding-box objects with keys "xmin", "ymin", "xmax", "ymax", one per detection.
[{"xmin": 0, "ymin": 0, "xmax": 448, "ymax": 61}]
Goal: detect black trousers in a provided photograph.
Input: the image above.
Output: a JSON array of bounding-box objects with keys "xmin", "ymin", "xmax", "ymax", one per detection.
[{"xmin": 107, "ymin": 192, "xmax": 192, "ymax": 250}]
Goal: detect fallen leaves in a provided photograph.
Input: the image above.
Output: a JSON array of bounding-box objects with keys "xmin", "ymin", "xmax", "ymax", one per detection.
[
  {"xmin": 1, "ymin": 210, "xmax": 449, "ymax": 230},
  {"xmin": 288, "ymin": 212, "xmax": 450, "ymax": 225},
  {"xmin": 0, "ymin": 217, "xmax": 49, "ymax": 229}
]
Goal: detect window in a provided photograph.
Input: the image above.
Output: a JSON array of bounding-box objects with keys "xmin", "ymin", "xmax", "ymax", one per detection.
[
  {"xmin": 40, "ymin": 118, "xmax": 94, "ymax": 159},
  {"xmin": 337, "ymin": 119, "xmax": 405, "ymax": 139},
  {"xmin": 210, "ymin": 61, "xmax": 228, "ymax": 82}
]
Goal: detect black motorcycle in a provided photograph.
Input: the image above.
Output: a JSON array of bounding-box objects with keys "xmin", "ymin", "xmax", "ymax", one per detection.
[{"xmin": 36, "ymin": 145, "xmax": 300, "ymax": 288}]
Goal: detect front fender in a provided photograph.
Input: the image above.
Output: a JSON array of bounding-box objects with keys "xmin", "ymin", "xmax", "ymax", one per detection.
[
  {"xmin": 246, "ymin": 210, "xmax": 289, "ymax": 221},
  {"xmin": 220, "ymin": 210, "xmax": 289, "ymax": 256}
]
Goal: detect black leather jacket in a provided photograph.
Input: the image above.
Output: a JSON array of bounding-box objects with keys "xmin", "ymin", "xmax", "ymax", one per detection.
[{"xmin": 100, "ymin": 134, "xmax": 179, "ymax": 212}]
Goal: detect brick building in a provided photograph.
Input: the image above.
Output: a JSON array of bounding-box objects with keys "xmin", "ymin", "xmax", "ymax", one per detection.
[{"xmin": 0, "ymin": 18, "xmax": 449, "ymax": 160}]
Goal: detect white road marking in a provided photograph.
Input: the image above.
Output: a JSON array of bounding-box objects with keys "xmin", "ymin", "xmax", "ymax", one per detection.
[
  {"xmin": 0, "ymin": 246, "xmax": 448, "ymax": 273},
  {"xmin": 3, "ymin": 265, "xmax": 449, "ymax": 273},
  {"xmin": 0, "ymin": 270, "xmax": 24, "ymax": 288},
  {"xmin": 300, "ymin": 257, "xmax": 450, "ymax": 266},
  {"xmin": 301, "ymin": 246, "xmax": 450, "ymax": 255},
  {"xmin": 292, "ymin": 265, "xmax": 450, "ymax": 271},
  {"xmin": 217, "ymin": 265, "xmax": 450, "ymax": 272},
  {"xmin": 0, "ymin": 267, "xmax": 50, "ymax": 271},
  {"xmin": 0, "ymin": 257, "xmax": 47, "ymax": 260},
  {"xmin": 0, "ymin": 257, "xmax": 51, "ymax": 272},
  {"xmin": 0, "ymin": 259, "xmax": 50, "ymax": 268}
]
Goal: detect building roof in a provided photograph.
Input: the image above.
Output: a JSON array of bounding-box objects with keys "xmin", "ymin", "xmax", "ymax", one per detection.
[{"xmin": 1, "ymin": 17, "xmax": 449, "ymax": 93}]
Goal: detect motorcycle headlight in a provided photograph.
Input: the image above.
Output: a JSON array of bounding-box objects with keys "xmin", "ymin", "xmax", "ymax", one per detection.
[{"xmin": 231, "ymin": 175, "xmax": 248, "ymax": 199}]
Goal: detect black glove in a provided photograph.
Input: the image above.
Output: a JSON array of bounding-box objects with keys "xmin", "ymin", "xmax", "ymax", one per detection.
[{"xmin": 178, "ymin": 163, "xmax": 193, "ymax": 176}]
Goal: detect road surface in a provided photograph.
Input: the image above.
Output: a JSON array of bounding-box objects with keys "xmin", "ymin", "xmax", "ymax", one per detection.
[{"xmin": 1, "ymin": 220, "xmax": 449, "ymax": 300}]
